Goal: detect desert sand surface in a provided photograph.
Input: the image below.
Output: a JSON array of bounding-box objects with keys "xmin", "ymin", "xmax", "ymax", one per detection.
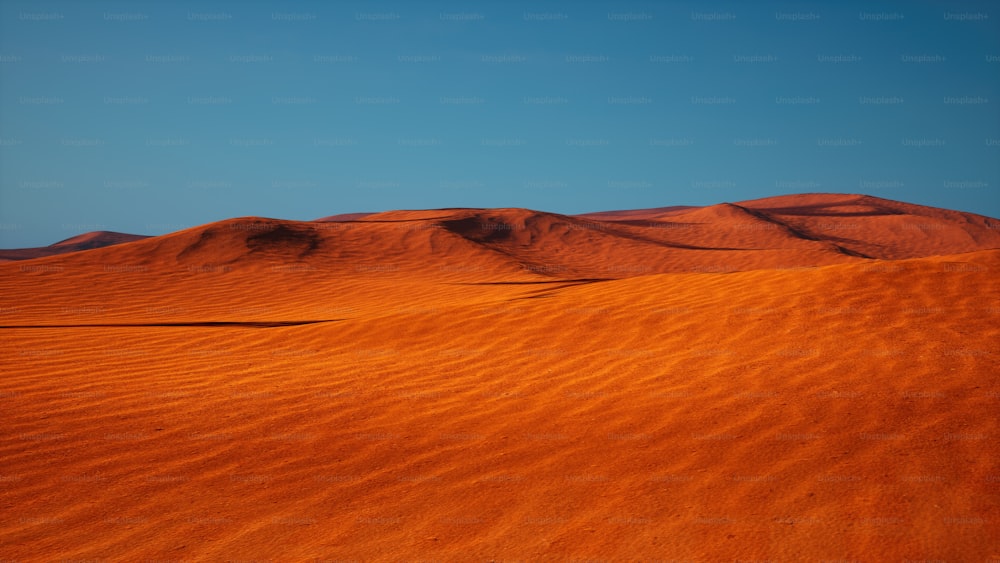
[{"xmin": 1, "ymin": 193, "xmax": 998, "ymax": 561}]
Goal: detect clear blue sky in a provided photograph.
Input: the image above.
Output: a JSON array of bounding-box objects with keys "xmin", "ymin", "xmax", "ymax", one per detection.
[{"xmin": 1, "ymin": 0, "xmax": 998, "ymax": 247}]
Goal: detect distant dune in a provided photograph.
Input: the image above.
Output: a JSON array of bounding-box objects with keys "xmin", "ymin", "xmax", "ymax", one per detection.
[
  {"xmin": 575, "ymin": 204, "xmax": 701, "ymax": 220},
  {"xmin": 313, "ymin": 212, "xmax": 377, "ymax": 222},
  {"xmin": 0, "ymin": 193, "xmax": 997, "ymax": 560},
  {"xmin": 0, "ymin": 231, "xmax": 149, "ymax": 261}
]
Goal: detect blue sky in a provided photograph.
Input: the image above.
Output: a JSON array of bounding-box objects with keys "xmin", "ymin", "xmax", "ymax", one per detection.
[{"xmin": 1, "ymin": 0, "xmax": 998, "ymax": 247}]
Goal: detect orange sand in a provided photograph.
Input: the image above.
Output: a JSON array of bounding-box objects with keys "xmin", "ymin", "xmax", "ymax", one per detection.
[{"xmin": 1, "ymin": 194, "xmax": 998, "ymax": 560}]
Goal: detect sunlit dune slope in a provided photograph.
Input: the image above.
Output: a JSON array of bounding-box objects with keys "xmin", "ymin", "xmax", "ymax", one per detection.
[
  {"xmin": 0, "ymin": 249, "xmax": 997, "ymax": 561},
  {"xmin": 3, "ymin": 194, "xmax": 997, "ymax": 325},
  {"xmin": 737, "ymin": 193, "xmax": 1000, "ymax": 259},
  {"xmin": 0, "ymin": 215, "xmax": 554, "ymax": 324},
  {"xmin": 576, "ymin": 194, "xmax": 1000, "ymax": 262}
]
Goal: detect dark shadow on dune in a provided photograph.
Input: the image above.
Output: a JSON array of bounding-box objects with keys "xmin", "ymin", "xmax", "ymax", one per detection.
[
  {"xmin": 439, "ymin": 216, "xmax": 516, "ymax": 243},
  {"xmin": 753, "ymin": 203, "xmax": 906, "ymax": 217},
  {"xmin": 593, "ymin": 224, "xmax": 750, "ymax": 251},
  {"xmin": 454, "ymin": 278, "xmax": 613, "ymax": 285},
  {"xmin": 246, "ymin": 224, "xmax": 322, "ymax": 258},
  {"xmin": 175, "ymin": 228, "xmax": 216, "ymax": 261}
]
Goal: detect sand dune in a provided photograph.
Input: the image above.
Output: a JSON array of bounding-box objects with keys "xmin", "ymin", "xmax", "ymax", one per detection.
[
  {"xmin": 2, "ymin": 194, "xmax": 997, "ymax": 327},
  {"xmin": 0, "ymin": 231, "xmax": 149, "ymax": 262},
  {"xmin": 314, "ymin": 212, "xmax": 377, "ymax": 222},
  {"xmin": 738, "ymin": 193, "xmax": 1000, "ymax": 259},
  {"xmin": 575, "ymin": 205, "xmax": 701, "ymax": 221},
  {"xmin": 0, "ymin": 193, "xmax": 997, "ymax": 560},
  {"xmin": 3, "ymin": 193, "xmax": 998, "ymax": 272}
]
